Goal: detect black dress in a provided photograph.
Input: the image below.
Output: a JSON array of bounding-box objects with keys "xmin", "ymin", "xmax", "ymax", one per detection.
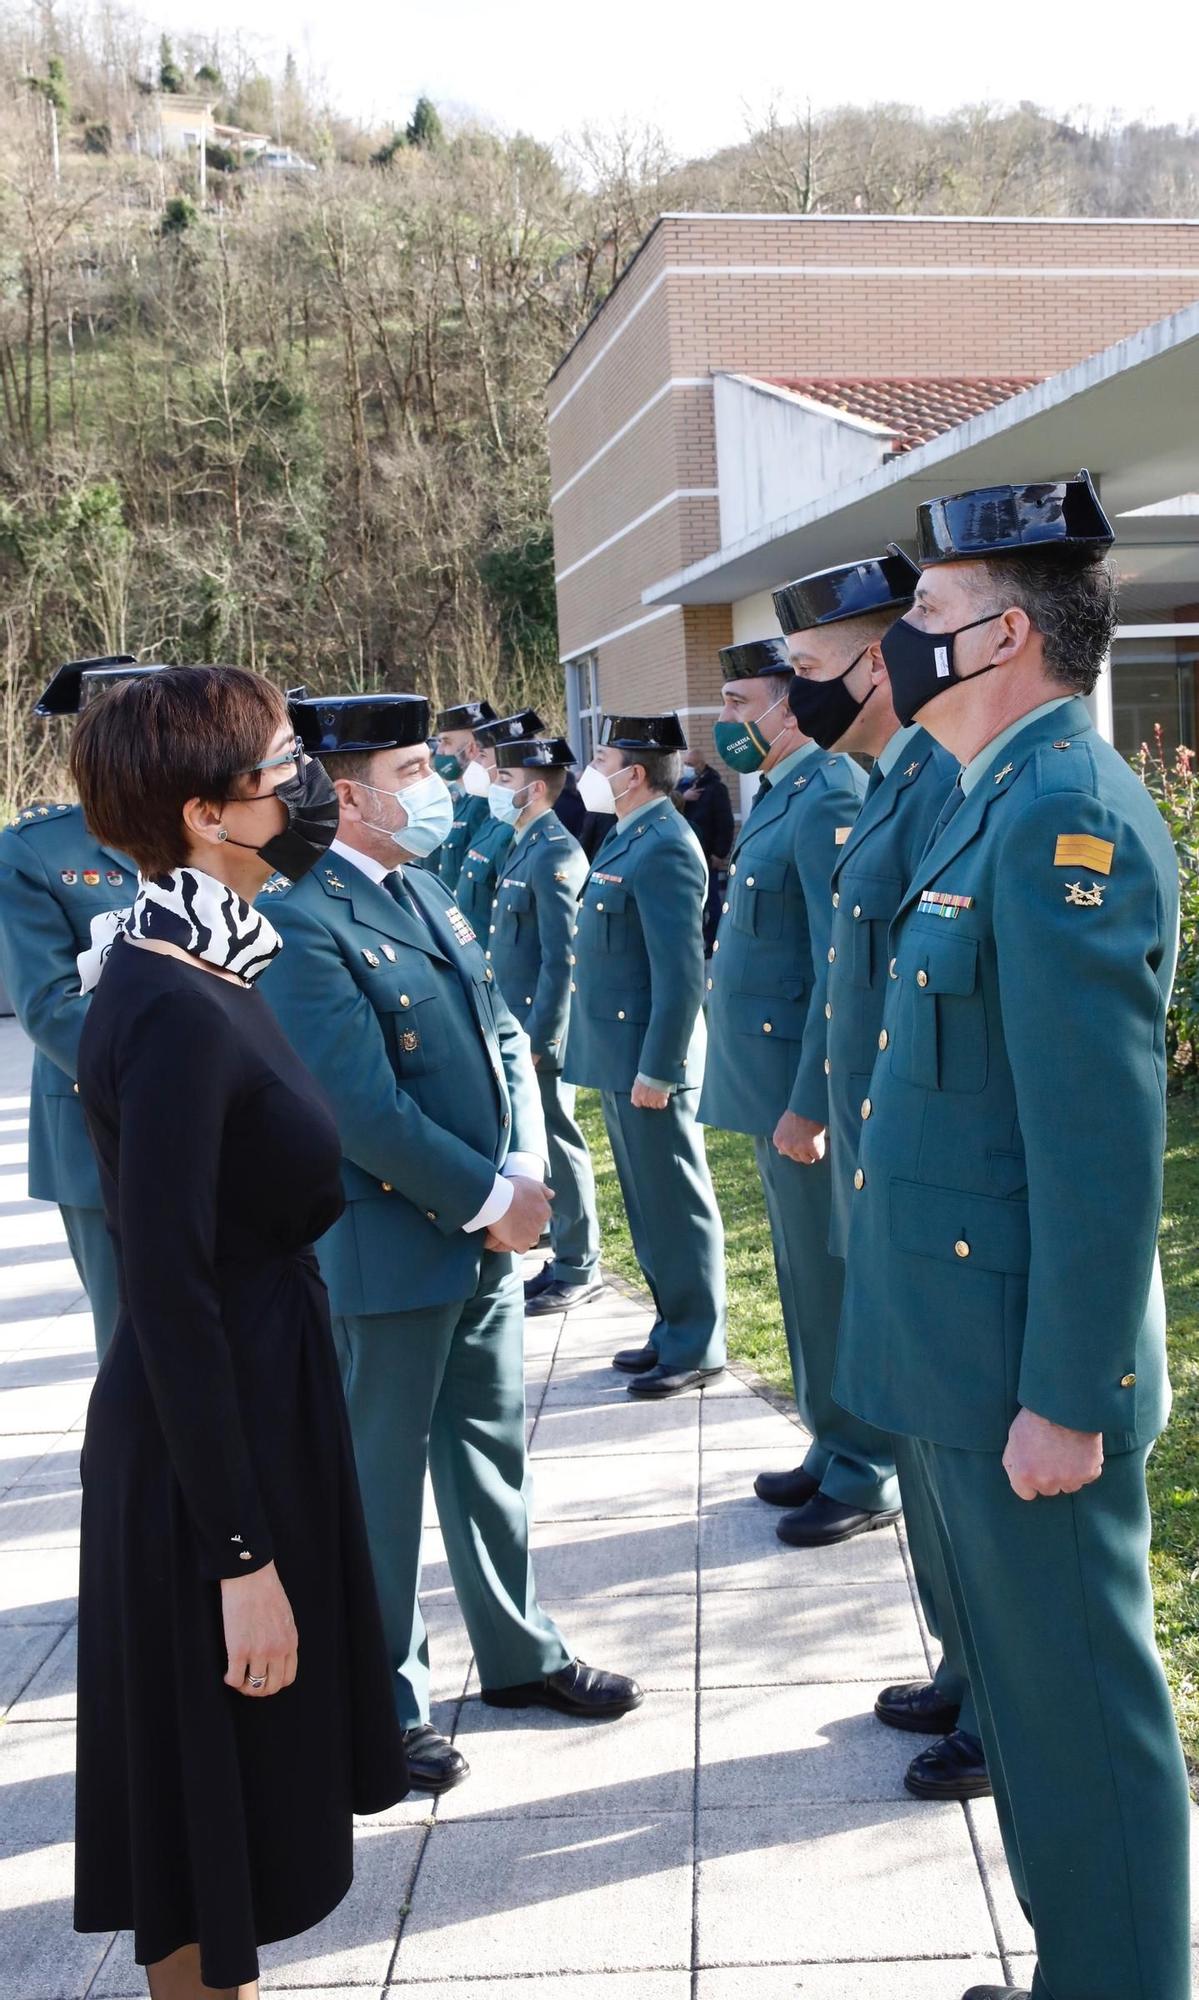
[{"xmin": 73, "ymin": 939, "xmax": 408, "ymax": 1987}]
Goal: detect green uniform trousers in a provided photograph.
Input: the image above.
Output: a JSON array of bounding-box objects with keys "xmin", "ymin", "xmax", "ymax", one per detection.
[
  {"xmin": 917, "ymin": 1437, "xmax": 1191, "ymax": 2000},
  {"xmin": 333, "ymin": 1253, "xmax": 570, "ymax": 1727},
  {"xmin": 60, "ymin": 1204, "xmax": 120, "ymax": 1362},
  {"xmin": 537, "ymin": 1068, "xmax": 600, "ymax": 1287},
  {"xmin": 752, "ymin": 1140, "xmax": 898, "ymax": 1515},
  {"xmin": 891, "ymin": 1432, "xmax": 976, "ymax": 1737},
  {"xmin": 600, "ymin": 1087, "xmax": 726, "ymax": 1375}
]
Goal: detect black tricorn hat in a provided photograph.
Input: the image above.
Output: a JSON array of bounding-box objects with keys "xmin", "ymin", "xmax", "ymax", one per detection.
[
  {"xmin": 474, "ymin": 707, "xmax": 546, "ymax": 747},
  {"xmin": 718, "ymin": 636, "xmax": 794, "ymax": 680},
  {"xmin": 36, "ymin": 656, "xmax": 169, "ymax": 717},
  {"xmin": 435, "ymin": 698, "xmax": 497, "ymax": 733},
  {"xmin": 290, "ymin": 692, "xmax": 431, "ymax": 755},
  {"xmin": 916, "ymin": 469, "xmax": 1115, "ymax": 566},
  {"xmin": 599, "ymin": 713, "xmax": 688, "ymax": 753},
  {"xmin": 495, "ymin": 735, "xmax": 576, "ymax": 772},
  {"xmin": 772, "ymin": 551, "xmax": 920, "ymax": 635}
]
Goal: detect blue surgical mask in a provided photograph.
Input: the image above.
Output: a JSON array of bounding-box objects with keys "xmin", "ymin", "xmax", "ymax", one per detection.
[
  {"xmin": 488, "ymin": 782, "xmax": 530, "ymax": 824},
  {"xmin": 360, "ymin": 773, "xmax": 455, "ymax": 858}
]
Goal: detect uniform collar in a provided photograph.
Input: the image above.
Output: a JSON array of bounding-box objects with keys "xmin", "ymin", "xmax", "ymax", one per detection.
[
  {"xmin": 763, "ymin": 739, "xmax": 821, "ymax": 789},
  {"xmin": 614, "ymin": 794, "xmax": 666, "ymax": 832},
  {"xmin": 959, "ymin": 696, "xmax": 1074, "ymax": 796},
  {"xmin": 874, "ymin": 722, "xmax": 921, "ymax": 782},
  {"xmin": 514, "ymin": 804, "xmax": 554, "ymax": 839},
  {"xmin": 331, "ymin": 835, "xmax": 395, "ymax": 886}
]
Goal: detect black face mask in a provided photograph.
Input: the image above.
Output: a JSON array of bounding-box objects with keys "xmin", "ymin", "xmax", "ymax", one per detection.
[
  {"xmin": 880, "ymin": 612, "xmax": 1002, "ymax": 728},
  {"xmin": 224, "ymin": 759, "xmax": 340, "ymax": 882},
  {"xmin": 786, "ymin": 645, "xmax": 873, "ymax": 750}
]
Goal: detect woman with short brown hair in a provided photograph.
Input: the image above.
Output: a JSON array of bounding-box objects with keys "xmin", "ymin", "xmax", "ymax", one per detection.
[{"xmin": 70, "ymin": 665, "xmax": 408, "ymax": 1999}]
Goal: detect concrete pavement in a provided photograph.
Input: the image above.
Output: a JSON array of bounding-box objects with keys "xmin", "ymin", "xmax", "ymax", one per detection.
[{"xmin": 0, "ymin": 1016, "xmax": 1193, "ymax": 1998}]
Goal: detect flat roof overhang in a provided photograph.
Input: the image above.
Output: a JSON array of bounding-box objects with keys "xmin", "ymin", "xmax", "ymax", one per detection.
[{"xmin": 642, "ymin": 300, "xmax": 1199, "ymax": 608}]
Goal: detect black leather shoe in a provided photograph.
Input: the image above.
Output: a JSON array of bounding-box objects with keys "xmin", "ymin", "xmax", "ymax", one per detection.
[
  {"xmin": 904, "ymin": 1729, "xmax": 991, "ymax": 1801},
  {"xmin": 526, "ymin": 1277, "xmax": 607, "ymax": 1316},
  {"xmin": 775, "ymin": 1493, "xmax": 902, "ymax": 1547},
  {"xmin": 523, "ymin": 1261, "xmax": 556, "ymax": 1302},
  {"xmin": 627, "ymin": 1362, "xmax": 724, "ymax": 1398},
  {"xmin": 401, "ymin": 1724, "xmax": 470, "ymax": 1793},
  {"xmin": 874, "ymin": 1679, "xmax": 962, "ymax": 1736},
  {"xmin": 612, "ymin": 1341, "xmax": 659, "ymax": 1373},
  {"xmin": 961, "ymin": 1988, "xmax": 1030, "ymax": 1999},
  {"xmin": 754, "ymin": 1465, "xmax": 819, "ymax": 1508},
  {"xmin": 481, "ymin": 1658, "xmax": 645, "ymax": 1717}
]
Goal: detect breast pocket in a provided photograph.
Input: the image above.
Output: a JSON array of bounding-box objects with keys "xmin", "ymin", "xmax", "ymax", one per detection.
[
  {"xmin": 731, "ymin": 859, "xmax": 787, "ymax": 942},
  {"xmin": 499, "ymin": 883, "xmax": 535, "ymax": 939},
  {"xmin": 379, "ymin": 983, "xmax": 451, "ymax": 1077},
  {"xmin": 840, "ymin": 873, "xmax": 902, "ymax": 990},
  {"xmin": 891, "ymin": 928, "xmax": 987, "ymax": 1094},
  {"xmin": 587, "ymin": 884, "xmax": 633, "ymax": 955}
]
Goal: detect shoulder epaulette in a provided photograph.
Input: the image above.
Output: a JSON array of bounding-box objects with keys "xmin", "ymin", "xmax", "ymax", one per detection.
[
  {"xmin": 6, "ymin": 802, "xmax": 73, "ymax": 833},
  {"xmin": 1031, "ymin": 736, "xmax": 1099, "ymax": 800}
]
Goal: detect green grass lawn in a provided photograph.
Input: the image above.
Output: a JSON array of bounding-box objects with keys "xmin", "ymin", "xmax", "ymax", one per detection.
[{"xmin": 577, "ymin": 1088, "xmax": 1199, "ymax": 1770}]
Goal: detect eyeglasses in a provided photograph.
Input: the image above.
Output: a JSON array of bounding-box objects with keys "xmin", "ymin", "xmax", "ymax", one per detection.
[{"xmin": 237, "ymin": 735, "xmax": 308, "ymax": 779}]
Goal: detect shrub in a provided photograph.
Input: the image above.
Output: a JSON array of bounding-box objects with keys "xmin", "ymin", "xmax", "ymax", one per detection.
[{"xmin": 1137, "ymin": 728, "xmax": 1199, "ymax": 1083}]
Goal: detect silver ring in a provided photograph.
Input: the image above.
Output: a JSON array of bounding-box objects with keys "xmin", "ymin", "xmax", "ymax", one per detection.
[{"xmin": 247, "ymin": 1674, "xmax": 267, "ymax": 1689}]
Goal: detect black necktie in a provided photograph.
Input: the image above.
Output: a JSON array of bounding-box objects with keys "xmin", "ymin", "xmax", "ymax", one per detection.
[
  {"xmin": 753, "ymin": 774, "xmax": 772, "ymax": 806},
  {"xmin": 383, "ymin": 869, "xmax": 426, "ymax": 928},
  {"xmin": 864, "ymin": 761, "xmax": 886, "ymax": 802}
]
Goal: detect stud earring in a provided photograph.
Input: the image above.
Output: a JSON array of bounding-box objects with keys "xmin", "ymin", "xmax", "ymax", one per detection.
[{"xmin": 216, "ymin": 827, "xmax": 228, "ymax": 842}]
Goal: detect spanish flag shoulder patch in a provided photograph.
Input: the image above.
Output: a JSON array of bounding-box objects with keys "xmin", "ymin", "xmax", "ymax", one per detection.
[
  {"xmin": 1054, "ymin": 833, "xmax": 1114, "ymax": 876},
  {"xmin": 834, "ymin": 826, "xmax": 852, "ymax": 846}
]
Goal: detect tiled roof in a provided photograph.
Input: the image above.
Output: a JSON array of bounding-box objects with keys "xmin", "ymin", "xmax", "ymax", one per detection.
[{"xmin": 762, "ymin": 375, "xmax": 1045, "ymax": 453}]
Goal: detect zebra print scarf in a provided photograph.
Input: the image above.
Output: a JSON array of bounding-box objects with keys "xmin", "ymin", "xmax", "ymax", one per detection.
[{"xmin": 81, "ymin": 867, "xmax": 283, "ymax": 991}]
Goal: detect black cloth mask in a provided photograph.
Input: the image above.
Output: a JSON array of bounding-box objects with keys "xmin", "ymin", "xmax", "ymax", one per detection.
[
  {"xmin": 224, "ymin": 759, "xmax": 340, "ymax": 882},
  {"xmin": 786, "ymin": 645, "xmax": 873, "ymax": 750},
  {"xmin": 880, "ymin": 612, "xmax": 1002, "ymax": 728}
]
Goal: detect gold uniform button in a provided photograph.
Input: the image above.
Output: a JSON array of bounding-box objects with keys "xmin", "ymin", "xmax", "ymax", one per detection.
[
  {"xmin": 381, "ymin": 1181, "xmax": 393, "ymax": 1192},
  {"xmin": 852, "ymin": 904, "xmax": 861, "ymax": 919},
  {"xmin": 954, "ymin": 1239, "xmax": 971, "ymax": 1259},
  {"xmin": 570, "ymin": 981, "xmax": 577, "ymax": 993},
  {"xmin": 1121, "ymin": 1372, "xmax": 1137, "ymax": 1388},
  {"xmin": 827, "ymin": 946, "xmax": 836, "ymax": 964},
  {"xmin": 484, "ymin": 950, "xmax": 491, "ymax": 960},
  {"xmin": 878, "ymin": 1028, "xmax": 889, "ymax": 1051},
  {"xmin": 824, "ymin": 1002, "xmax": 832, "ymax": 1020},
  {"xmin": 489, "ymin": 924, "xmax": 496, "ymax": 933},
  {"xmin": 853, "ymin": 1168, "xmax": 865, "ymax": 1190},
  {"xmin": 73, "ymin": 1082, "xmax": 79, "ymax": 1094},
  {"xmin": 729, "ymin": 863, "xmax": 737, "ymax": 876},
  {"xmin": 861, "ymin": 1098, "xmax": 872, "ymax": 1119},
  {"xmin": 762, "ymin": 1021, "xmax": 772, "ymax": 1034},
  {"xmin": 889, "ymin": 957, "xmax": 898, "ymax": 980},
  {"xmin": 823, "ymin": 1057, "xmax": 831, "ymax": 1075},
  {"xmin": 916, "ymin": 969, "xmax": 929, "ymax": 988},
  {"xmin": 567, "ymin": 953, "xmax": 575, "ymax": 965},
  {"xmin": 525, "ymin": 996, "xmax": 533, "ymax": 1006},
  {"xmin": 712, "ymin": 939, "xmax": 720, "ymax": 952},
  {"xmin": 832, "ymin": 891, "xmax": 839, "ymax": 908}
]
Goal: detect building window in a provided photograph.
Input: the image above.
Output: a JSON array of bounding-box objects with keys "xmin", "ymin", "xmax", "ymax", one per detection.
[
  {"xmin": 565, "ymin": 652, "xmax": 600, "ymax": 765},
  {"xmin": 1111, "ymin": 626, "xmax": 1199, "ymax": 761}
]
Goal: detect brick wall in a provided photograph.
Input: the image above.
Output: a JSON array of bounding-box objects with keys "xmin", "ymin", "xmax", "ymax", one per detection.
[{"xmin": 549, "ymin": 213, "xmax": 1199, "ymax": 727}]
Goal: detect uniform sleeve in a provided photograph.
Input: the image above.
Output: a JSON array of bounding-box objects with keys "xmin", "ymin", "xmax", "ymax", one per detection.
[
  {"xmin": 637, "ymin": 829, "xmax": 707, "ymax": 1087},
  {"xmin": 265, "ymin": 901, "xmax": 499, "ymax": 1232},
  {"xmin": 788, "ymin": 771, "xmax": 859, "ymax": 1124},
  {"xmin": 495, "ymin": 986, "xmax": 548, "ymax": 1165},
  {"xmin": 993, "ymin": 793, "xmax": 1172, "ymax": 1434},
  {"xmin": 526, "ymin": 842, "xmax": 587, "ymax": 1068},
  {"xmin": 113, "ymin": 992, "xmax": 274, "ymax": 1581},
  {"xmin": 0, "ymin": 832, "xmax": 91, "ymax": 1079}
]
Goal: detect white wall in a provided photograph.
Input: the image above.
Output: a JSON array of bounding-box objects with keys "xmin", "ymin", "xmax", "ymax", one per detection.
[{"xmin": 714, "ymin": 375, "xmax": 889, "ymax": 549}]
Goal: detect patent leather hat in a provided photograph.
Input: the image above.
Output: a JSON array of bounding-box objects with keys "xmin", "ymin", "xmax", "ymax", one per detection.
[
  {"xmin": 290, "ymin": 691, "xmax": 431, "ymax": 754},
  {"xmin": 773, "ymin": 551, "xmax": 920, "ymax": 634},
  {"xmin": 915, "ymin": 470, "xmax": 1114, "ymax": 565}
]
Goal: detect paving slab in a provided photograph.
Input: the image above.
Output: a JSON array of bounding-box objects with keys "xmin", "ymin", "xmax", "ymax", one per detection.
[
  {"xmin": 696, "ymin": 1966, "xmax": 1005, "ymax": 1999},
  {"xmin": 696, "ymin": 1802, "xmax": 996, "ymax": 1965},
  {"xmin": 701, "ymin": 1396, "xmax": 808, "ymax": 1453},
  {"xmin": 0, "ymin": 1546, "xmax": 80, "ymax": 1624},
  {"xmin": 0, "ymin": 1839, "xmax": 112, "ymax": 2000},
  {"xmin": 0, "ymin": 1715, "xmax": 77, "ymax": 1852},
  {"xmin": 529, "ymin": 1447, "xmax": 698, "ymax": 1521},
  {"xmin": 9, "ymin": 1621, "xmax": 77, "ymax": 1722},
  {"xmin": 701, "ymin": 1579, "xmax": 926, "ymax": 1689},
  {"xmin": 532, "ymin": 1394, "xmax": 699, "ymax": 1456},
  {"xmin": 392, "ymin": 1812, "xmax": 694, "ymax": 1981},
  {"xmin": 699, "ymin": 1682, "xmax": 921, "ymax": 1805},
  {"xmin": 700, "ymin": 1498, "xmax": 908, "ymax": 1592},
  {"xmin": 700, "ymin": 1445, "xmax": 811, "ymax": 1510},
  {"xmin": 526, "ymin": 1517, "xmax": 698, "ymax": 1599},
  {"xmin": 390, "ymin": 1978, "xmax": 690, "ymax": 2000},
  {"xmin": 441, "ymin": 1687, "xmax": 696, "ymax": 1819},
  {"xmin": 0, "ymin": 1484, "xmax": 82, "ymax": 1551},
  {"xmin": 0, "ymin": 1621, "xmax": 66, "ymax": 1716}
]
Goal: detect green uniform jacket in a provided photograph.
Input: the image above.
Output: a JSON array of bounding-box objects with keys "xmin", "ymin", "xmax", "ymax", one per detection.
[
  {"xmin": 698, "ymin": 751, "xmax": 868, "ymax": 1137},
  {"xmin": 489, "ymin": 811, "xmax": 588, "ymax": 1073},
  {"xmin": 836, "ymin": 697, "xmax": 1178, "ymax": 1454},
  {"xmin": 0, "ymin": 804, "xmax": 135, "ymax": 1205},
  {"xmin": 438, "ymin": 789, "xmax": 489, "ymax": 895},
  {"xmin": 261, "ymin": 857, "xmax": 547, "ymax": 1318},
  {"xmin": 825, "ymin": 730, "xmax": 958, "ymax": 1254},
  {"xmin": 457, "ymin": 813, "xmax": 515, "ymax": 939},
  {"xmin": 564, "ymin": 801, "xmax": 708, "ymax": 1094}
]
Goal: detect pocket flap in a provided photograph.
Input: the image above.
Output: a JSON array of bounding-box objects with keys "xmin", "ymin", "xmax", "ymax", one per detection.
[
  {"xmin": 890, "ymin": 1178, "xmax": 1029, "ymax": 1274},
  {"xmin": 589, "ymin": 884, "xmax": 629, "ymax": 913},
  {"xmin": 907, "ymin": 929, "xmax": 978, "ymax": 996},
  {"xmin": 727, "ymin": 991, "xmax": 809, "ymax": 1040},
  {"xmin": 584, "ymin": 984, "xmax": 649, "ymax": 1025},
  {"xmin": 840, "ymin": 871, "xmax": 902, "ymax": 921},
  {"xmin": 741, "ymin": 859, "xmax": 786, "ymax": 893},
  {"xmin": 501, "ymin": 884, "xmax": 532, "ymax": 912}
]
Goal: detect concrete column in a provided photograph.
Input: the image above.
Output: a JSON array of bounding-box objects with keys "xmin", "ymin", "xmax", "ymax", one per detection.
[{"xmin": 1085, "ymin": 652, "xmax": 1114, "ymax": 744}]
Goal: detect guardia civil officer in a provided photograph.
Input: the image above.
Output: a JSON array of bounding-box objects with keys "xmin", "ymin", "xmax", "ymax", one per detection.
[
  {"xmin": 455, "ymin": 708, "xmax": 545, "ymax": 938},
  {"xmin": 261, "ymin": 692, "xmax": 641, "ymax": 1796},
  {"xmin": 567, "ymin": 714, "xmax": 727, "ymax": 1395},
  {"xmin": 778, "ymin": 557, "xmax": 986, "ymax": 1803},
  {"xmin": 433, "ymin": 698, "xmax": 496, "ymax": 892},
  {"xmin": 0, "ymin": 657, "xmax": 164, "ymax": 1358},
  {"xmin": 836, "ymin": 475, "xmax": 1191, "ymax": 2000},
  {"xmin": 699, "ymin": 638, "xmax": 891, "ymax": 1545},
  {"xmin": 488, "ymin": 734, "xmax": 603, "ymax": 1313}
]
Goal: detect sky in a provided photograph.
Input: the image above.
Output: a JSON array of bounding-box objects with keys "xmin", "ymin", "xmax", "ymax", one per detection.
[{"xmin": 146, "ymin": 0, "xmax": 1195, "ymax": 155}]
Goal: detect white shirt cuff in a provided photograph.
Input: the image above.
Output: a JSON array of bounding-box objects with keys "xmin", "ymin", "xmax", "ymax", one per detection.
[
  {"xmin": 462, "ymin": 1174, "xmax": 514, "ymax": 1234},
  {"xmin": 503, "ymin": 1152, "xmax": 545, "ymax": 1183}
]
